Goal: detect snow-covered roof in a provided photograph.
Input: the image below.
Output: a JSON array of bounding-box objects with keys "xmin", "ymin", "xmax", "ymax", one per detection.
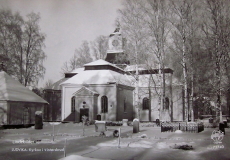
[
  {"xmin": 84, "ymin": 59, "xmax": 126, "ymax": 74},
  {"xmin": 70, "ymin": 68, "xmax": 84, "ymax": 73},
  {"xmin": 84, "ymin": 59, "xmax": 124, "ymax": 71},
  {"xmin": 125, "ymin": 64, "xmax": 147, "ymax": 72},
  {"xmin": 84, "ymin": 59, "xmax": 111, "ymax": 66},
  {"xmin": 125, "ymin": 64, "xmax": 173, "ymax": 74},
  {"xmin": 61, "ymin": 69, "xmax": 132, "ymax": 86},
  {"xmin": 0, "ymin": 71, "xmax": 48, "ymax": 103}
]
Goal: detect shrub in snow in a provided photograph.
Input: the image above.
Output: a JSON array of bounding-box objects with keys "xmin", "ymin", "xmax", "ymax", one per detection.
[
  {"xmin": 140, "ymin": 134, "xmax": 147, "ymax": 138},
  {"xmin": 171, "ymin": 144, "xmax": 193, "ymax": 150}
]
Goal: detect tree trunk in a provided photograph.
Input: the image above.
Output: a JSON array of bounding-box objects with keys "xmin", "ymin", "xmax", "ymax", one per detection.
[
  {"xmin": 148, "ymin": 75, "xmax": 152, "ymax": 121},
  {"xmin": 182, "ymin": 22, "xmax": 189, "ymax": 122}
]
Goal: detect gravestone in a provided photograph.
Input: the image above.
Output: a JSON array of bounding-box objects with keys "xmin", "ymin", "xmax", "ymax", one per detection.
[
  {"xmin": 97, "ymin": 114, "xmax": 101, "ymax": 121},
  {"xmin": 35, "ymin": 111, "xmax": 43, "ymax": 129},
  {"xmin": 133, "ymin": 118, "xmax": 139, "ymax": 133},
  {"xmin": 122, "ymin": 119, "xmax": 128, "ymax": 126},
  {"xmin": 95, "ymin": 121, "xmax": 107, "ymax": 136},
  {"xmin": 219, "ymin": 123, "xmax": 225, "ymax": 135},
  {"xmin": 209, "ymin": 118, "xmax": 213, "ymax": 123},
  {"xmin": 156, "ymin": 119, "xmax": 160, "ymax": 126}
]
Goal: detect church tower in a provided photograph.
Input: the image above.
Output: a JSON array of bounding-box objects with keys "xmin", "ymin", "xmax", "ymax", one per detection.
[{"xmin": 105, "ymin": 28, "xmax": 129, "ymax": 68}]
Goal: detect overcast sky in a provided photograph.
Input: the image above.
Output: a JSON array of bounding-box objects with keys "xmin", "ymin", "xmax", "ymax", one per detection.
[{"xmin": 0, "ymin": 0, "xmax": 123, "ymax": 87}]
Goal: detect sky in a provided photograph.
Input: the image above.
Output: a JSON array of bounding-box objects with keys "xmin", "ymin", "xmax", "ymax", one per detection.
[{"xmin": 0, "ymin": 0, "xmax": 124, "ymax": 88}]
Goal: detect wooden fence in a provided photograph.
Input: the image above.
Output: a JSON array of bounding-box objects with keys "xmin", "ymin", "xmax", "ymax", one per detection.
[{"xmin": 161, "ymin": 122, "xmax": 204, "ymax": 133}]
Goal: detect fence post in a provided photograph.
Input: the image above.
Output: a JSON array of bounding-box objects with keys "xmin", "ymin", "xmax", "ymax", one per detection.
[
  {"xmin": 64, "ymin": 138, "xmax": 67, "ymax": 157},
  {"xmin": 118, "ymin": 127, "xmax": 121, "ymax": 148},
  {"xmin": 53, "ymin": 124, "xmax": 55, "ymax": 141}
]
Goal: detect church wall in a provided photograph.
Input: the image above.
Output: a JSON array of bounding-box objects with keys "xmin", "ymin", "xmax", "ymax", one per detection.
[
  {"xmin": 61, "ymin": 84, "xmax": 117, "ymax": 122},
  {"xmin": 135, "ymin": 72, "xmax": 174, "ymax": 121},
  {"xmin": 117, "ymin": 85, "xmax": 134, "ymax": 121},
  {"xmin": 61, "ymin": 85, "xmax": 81, "ymax": 121},
  {"xmin": 74, "ymin": 95, "xmax": 95, "ymax": 122},
  {"xmin": 138, "ymin": 86, "xmax": 172, "ymax": 122},
  {"xmin": 172, "ymin": 85, "xmax": 184, "ymax": 121},
  {"xmin": 43, "ymin": 90, "xmax": 62, "ymax": 121},
  {"xmin": 89, "ymin": 85, "xmax": 117, "ymax": 121},
  {"xmin": 134, "ymin": 84, "xmax": 184, "ymax": 122},
  {"xmin": 139, "ymin": 93, "xmax": 160, "ymax": 122}
]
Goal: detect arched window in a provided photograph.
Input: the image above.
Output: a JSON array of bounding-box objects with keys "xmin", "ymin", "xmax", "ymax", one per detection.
[
  {"xmin": 143, "ymin": 97, "xmax": 149, "ymax": 110},
  {"xmin": 71, "ymin": 97, "xmax": 75, "ymax": 112},
  {"xmin": 101, "ymin": 96, "xmax": 108, "ymax": 113},
  {"xmin": 165, "ymin": 97, "xmax": 169, "ymax": 110}
]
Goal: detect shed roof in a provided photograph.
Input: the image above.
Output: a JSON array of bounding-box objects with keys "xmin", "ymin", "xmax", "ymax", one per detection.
[{"xmin": 0, "ymin": 71, "xmax": 48, "ymax": 103}]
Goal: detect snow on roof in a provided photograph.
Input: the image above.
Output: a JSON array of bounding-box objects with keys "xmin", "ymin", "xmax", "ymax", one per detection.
[
  {"xmin": 61, "ymin": 69, "xmax": 132, "ymax": 86},
  {"xmin": 0, "ymin": 71, "xmax": 48, "ymax": 103},
  {"xmin": 84, "ymin": 59, "xmax": 124, "ymax": 72},
  {"xmin": 125, "ymin": 64, "xmax": 173, "ymax": 74},
  {"xmin": 84, "ymin": 59, "xmax": 111, "ymax": 66},
  {"xmin": 70, "ymin": 68, "xmax": 84, "ymax": 73},
  {"xmin": 125, "ymin": 64, "xmax": 147, "ymax": 72}
]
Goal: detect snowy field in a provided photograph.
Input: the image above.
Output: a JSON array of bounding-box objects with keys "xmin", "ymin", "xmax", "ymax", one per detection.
[{"xmin": 0, "ymin": 122, "xmax": 229, "ymax": 160}]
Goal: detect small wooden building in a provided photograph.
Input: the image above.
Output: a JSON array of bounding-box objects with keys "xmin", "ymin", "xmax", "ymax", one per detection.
[{"xmin": 0, "ymin": 71, "xmax": 48, "ymax": 126}]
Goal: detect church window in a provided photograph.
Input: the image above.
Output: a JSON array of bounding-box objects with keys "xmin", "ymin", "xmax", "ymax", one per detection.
[
  {"xmin": 71, "ymin": 97, "xmax": 75, "ymax": 112},
  {"xmin": 101, "ymin": 96, "xmax": 108, "ymax": 113},
  {"xmin": 124, "ymin": 97, "xmax": 127, "ymax": 112},
  {"xmin": 143, "ymin": 97, "xmax": 149, "ymax": 110},
  {"xmin": 165, "ymin": 97, "xmax": 169, "ymax": 110}
]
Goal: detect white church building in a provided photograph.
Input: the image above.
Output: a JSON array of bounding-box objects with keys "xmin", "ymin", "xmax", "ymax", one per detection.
[{"xmin": 45, "ymin": 28, "xmax": 185, "ymax": 123}]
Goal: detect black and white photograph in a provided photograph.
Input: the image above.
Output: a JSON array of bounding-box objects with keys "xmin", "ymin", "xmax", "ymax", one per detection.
[{"xmin": 0, "ymin": 0, "xmax": 230, "ymax": 159}]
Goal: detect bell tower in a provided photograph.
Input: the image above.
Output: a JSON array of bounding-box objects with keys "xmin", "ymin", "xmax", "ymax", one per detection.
[
  {"xmin": 107, "ymin": 28, "xmax": 123, "ymax": 53},
  {"xmin": 105, "ymin": 28, "xmax": 129, "ymax": 67}
]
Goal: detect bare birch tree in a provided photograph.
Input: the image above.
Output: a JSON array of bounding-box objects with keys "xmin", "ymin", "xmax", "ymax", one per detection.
[
  {"xmin": 201, "ymin": 0, "xmax": 230, "ymax": 122},
  {"xmin": 169, "ymin": 0, "xmax": 199, "ymax": 122},
  {"xmin": 0, "ymin": 10, "xmax": 46, "ymax": 87}
]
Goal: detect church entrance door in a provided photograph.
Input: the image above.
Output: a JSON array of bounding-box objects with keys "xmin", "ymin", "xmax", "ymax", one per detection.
[{"xmin": 80, "ymin": 108, "xmax": 89, "ymax": 122}]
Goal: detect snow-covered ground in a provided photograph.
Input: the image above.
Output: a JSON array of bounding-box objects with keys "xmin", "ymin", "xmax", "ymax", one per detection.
[{"xmin": 0, "ymin": 122, "xmax": 230, "ymax": 160}]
